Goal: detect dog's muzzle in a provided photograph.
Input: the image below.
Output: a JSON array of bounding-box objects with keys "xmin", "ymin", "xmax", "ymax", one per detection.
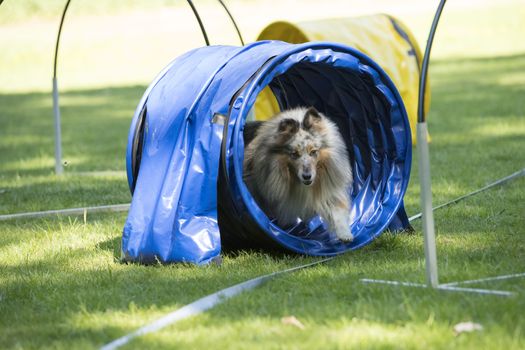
[{"xmin": 301, "ymin": 173, "xmax": 313, "ymax": 186}]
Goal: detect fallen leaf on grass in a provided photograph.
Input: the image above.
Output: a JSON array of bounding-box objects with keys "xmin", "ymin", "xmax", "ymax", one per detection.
[
  {"xmin": 453, "ymin": 322, "xmax": 483, "ymax": 336},
  {"xmin": 281, "ymin": 316, "xmax": 305, "ymax": 330}
]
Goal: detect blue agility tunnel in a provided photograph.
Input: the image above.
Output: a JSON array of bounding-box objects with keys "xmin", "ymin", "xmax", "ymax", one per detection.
[{"xmin": 122, "ymin": 41, "xmax": 412, "ymax": 264}]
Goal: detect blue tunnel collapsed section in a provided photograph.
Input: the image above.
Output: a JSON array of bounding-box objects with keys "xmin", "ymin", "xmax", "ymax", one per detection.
[{"xmin": 123, "ymin": 41, "xmax": 412, "ymax": 264}]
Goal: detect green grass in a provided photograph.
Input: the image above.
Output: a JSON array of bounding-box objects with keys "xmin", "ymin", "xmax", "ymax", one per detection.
[
  {"xmin": 1, "ymin": 2, "xmax": 525, "ymax": 349},
  {"xmin": 1, "ymin": 53, "xmax": 523, "ymax": 349},
  {"xmin": 0, "ymin": 86, "xmax": 137, "ymax": 213}
]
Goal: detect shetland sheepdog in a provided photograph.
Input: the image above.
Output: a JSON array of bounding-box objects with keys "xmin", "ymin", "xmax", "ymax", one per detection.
[{"xmin": 243, "ymin": 107, "xmax": 353, "ymax": 241}]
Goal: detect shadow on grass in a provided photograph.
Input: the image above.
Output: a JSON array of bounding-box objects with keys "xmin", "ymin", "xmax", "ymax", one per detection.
[
  {"xmin": 96, "ymin": 234, "xmax": 122, "ymax": 259},
  {"xmin": 429, "ymin": 54, "xmax": 525, "ymax": 127},
  {"xmin": 0, "ymin": 85, "xmax": 147, "ymax": 177}
]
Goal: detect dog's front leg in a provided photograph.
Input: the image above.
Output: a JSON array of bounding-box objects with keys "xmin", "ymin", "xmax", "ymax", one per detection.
[{"xmin": 321, "ymin": 199, "xmax": 353, "ymax": 242}]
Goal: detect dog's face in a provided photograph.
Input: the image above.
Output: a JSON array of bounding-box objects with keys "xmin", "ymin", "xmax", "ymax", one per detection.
[{"xmin": 276, "ymin": 107, "xmax": 325, "ymax": 186}]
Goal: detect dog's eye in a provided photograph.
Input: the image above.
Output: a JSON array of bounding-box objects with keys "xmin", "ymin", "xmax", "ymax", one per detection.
[
  {"xmin": 290, "ymin": 151, "xmax": 300, "ymax": 159},
  {"xmin": 310, "ymin": 149, "xmax": 319, "ymax": 157}
]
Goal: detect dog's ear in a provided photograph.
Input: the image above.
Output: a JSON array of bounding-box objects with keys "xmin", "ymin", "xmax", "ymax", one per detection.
[
  {"xmin": 276, "ymin": 118, "xmax": 299, "ymax": 144},
  {"xmin": 278, "ymin": 118, "xmax": 300, "ymax": 134},
  {"xmin": 302, "ymin": 107, "xmax": 322, "ymax": 130}
]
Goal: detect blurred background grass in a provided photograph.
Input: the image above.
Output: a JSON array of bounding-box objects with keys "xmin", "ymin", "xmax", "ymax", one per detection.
[{"xmin": 1, "ymin": 0, "xmax": 524, "ymax": 93}]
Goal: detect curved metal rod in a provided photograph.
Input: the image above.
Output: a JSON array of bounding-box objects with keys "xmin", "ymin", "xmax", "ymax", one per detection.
[
  {"xmin": 53, "ymin": 0, "xmax": 213, "ymax": 80},
  {"xmin": 417, "ymin": 0, "xmax": 447, "ymax": 123},
  {"xmin": 53, "ymin": 0, "xmax": 72, "ymax": 79},
  {"xmin": 50, "ymin": 0, "xmax": 212, "ymax": 174},
  {"xmin": 186, "ymin": 0, "xmax": 210, "ymax": 46},
  {"xmin": 217, "ymin": 0, "xmax": 245, "ymax": 45}
]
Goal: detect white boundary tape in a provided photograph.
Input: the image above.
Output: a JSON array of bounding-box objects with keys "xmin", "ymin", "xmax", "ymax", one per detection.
[
  {"xmin": 100, "ymin": 258, "xmax": 334, "ymax": 350},
  {"xmin": 408, "ymin": 168, "xmax": 525, "ymax": 222},
  {"xmin": 441, "ymin": 272, "xmax": 525, "ymax": 287},
  {"xmin": 360, "ymin": 278, "xmax": 515, "ymax": 297},
  {"xmin": 360, "ymin": 278, "xmax": 514, "ymax": 297},
  {"xmin": 0, "ymin": 203, "xmax": 130, "ymax": 222}
]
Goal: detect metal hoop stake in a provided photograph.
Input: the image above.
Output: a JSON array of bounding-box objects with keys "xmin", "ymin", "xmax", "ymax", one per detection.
[
  {"xmin": 417, "ymin": 122, "xmax": 438, "ymax": 288},
  {"xmin": 416, "ymin": 0, "xmax": 447, "ymax": 288},
  {"xmin": 52, "ymin": 77, "xmax": 63, "ymax": 175},
  {"xmin": 52, "ymin": 0, "xmax": 72, "ymax": 175}
]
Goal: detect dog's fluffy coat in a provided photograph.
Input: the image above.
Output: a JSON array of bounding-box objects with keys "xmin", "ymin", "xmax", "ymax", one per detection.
[{"xmin": 243, "ymin": 107, "xmax": 353, "ymax": 241}]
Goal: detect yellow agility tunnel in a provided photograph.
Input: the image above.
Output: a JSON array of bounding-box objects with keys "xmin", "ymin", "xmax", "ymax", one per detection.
[{"xmin": 254, "ymin": 14, "xmax": 430, "ymax": 144}]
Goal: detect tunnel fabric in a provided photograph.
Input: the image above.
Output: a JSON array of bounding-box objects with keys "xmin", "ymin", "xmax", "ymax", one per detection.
[{"xmin": 123, "ymin": 41, "xmax": 411, "ymax": 264}]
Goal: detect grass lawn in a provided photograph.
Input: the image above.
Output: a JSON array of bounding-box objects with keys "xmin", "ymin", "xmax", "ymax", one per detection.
[{"xmin": 1, "ymin": 1, "xmax": 524, "ymax": 349}]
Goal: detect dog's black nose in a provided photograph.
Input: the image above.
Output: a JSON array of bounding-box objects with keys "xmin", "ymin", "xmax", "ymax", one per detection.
[{"xmin": 302, "ymin": 173, "xmax": 312, "ymax": 181}]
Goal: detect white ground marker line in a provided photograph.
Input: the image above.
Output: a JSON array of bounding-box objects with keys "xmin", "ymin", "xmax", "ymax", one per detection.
[
  {"xmin": 360, "ymin": 279, "xmax": 427, "ymax": 288},
  {"xmin": 441, "ymin": 272, "xmax": 525, "ymax": 287},
  {"xmin": 408, "ymin": 168, "xmax": 525, "ymax": 222},
  {"xmin": 360, "ymin": 279, "xmax": 514, "ymax": 297},
  {"xmin": 437, "ymin": 285, "xmax": 514, "ymax": 297},
  {"xmin": 0, "ymin": 204, "xmax": 130, "ymax": 222},
  {"xmin": 99, "ymin": 257, "xmax": 334, "ymax": 350}
]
